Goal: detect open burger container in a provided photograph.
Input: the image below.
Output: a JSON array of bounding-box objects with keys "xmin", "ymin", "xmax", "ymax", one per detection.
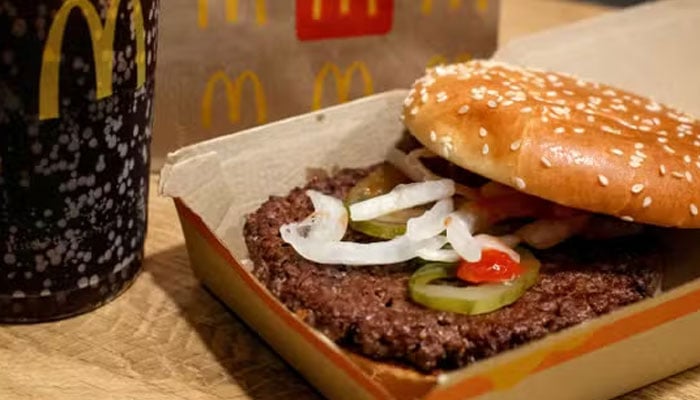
[{"xmin": 160, "ymin": 1, "xmax": 700, "ymax": 399}]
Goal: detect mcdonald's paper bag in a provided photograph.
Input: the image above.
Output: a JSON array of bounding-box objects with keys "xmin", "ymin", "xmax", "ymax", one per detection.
[{"xmin": 152, "ymin": 0, "xmax": 499, "ymax": 167}]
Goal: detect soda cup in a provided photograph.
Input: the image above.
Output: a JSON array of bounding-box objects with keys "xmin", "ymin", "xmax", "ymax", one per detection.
[{"xmin": 0, "ymin": 0, "xmax": 159, "ymax": 322}]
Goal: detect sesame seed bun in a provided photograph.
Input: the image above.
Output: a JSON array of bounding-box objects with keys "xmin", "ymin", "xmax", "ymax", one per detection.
[{"xmin": 402, "ymin": 60, "xmax": 700, "ymax": 228}]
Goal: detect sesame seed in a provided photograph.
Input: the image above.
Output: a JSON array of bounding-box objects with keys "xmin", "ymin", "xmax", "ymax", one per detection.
[
  {"xmin": 696, "ymin": 161, "xmax": 700, "ymax": 169},
  {"xmin": 658, "ymin": 137, "xmax": 668, "ymax": 143},
  {"xmin": 603, "ymin": 89, "xmax": 617, "ymax": 97},
  {"xmin": 602, "ymin": 125, "xmax": 621, "ymax": 135},
  {"xmin": 663, "ymin": 145, "xmax": 676, "ymax": 154},
  {"xmin": 563, "ymin": 90, "xmax": 575, "ymax": 96},
  {"xmin": 513, "ymin": 177, "xmax": 526, "ymax": 190},
  {"xmin": 458, "ymin": 105, "xmax": 470, "ymax": 114},
  {"xmin": 430, "ymin": 130, "xmax": 437, "ymax": 142},
  {"xmin": 546, "ymin": 91, "xmax": 557, "ymax": 97},
  {"xmin": 554, "ymin": 127, "xmax": 566, "ymax": 134},
  {"xmin": 639, "ymin": 125, "xmax": 651, "ymax": 132},
  {"xmin": 487, "ymin": 100, "xmax": 498, "ymax": 108},
  {"xmin": 642, "ymin": 196, "xmax": 652, "ymax": 208},
  {"xmin": 684, "ymin": 155, "xmax": 692, "ymax": 164},
  {"xmin": 586, "ymin": 115, "xmax": 595, "ymax": 123},
  {"xmin": 611, "ymin": 148, "xmax": 624, "ymax": 156},
  {"xmin": 672, "ymin": 171, "xmax": 685, "ymax": 179},
  {"xmin": 691, "ymin": 204, "xmax": 699, "ymax": 216},
  {"xmin": 634, "ymin": 143, "xmax": 644, "ymax": 149},
  {"xmin": 660, "ymin": 165, "xmax": 667, "ymax": 175},
  {"xmin": 657, "ymin": 130, "xmax": 668, "ymax": 136},
  {"xmin": 541, "ymin": 116, "xmax": 549, "ymax": 123},
  {"xmin": 482, "ymin": 143, "xmax": 489, "ymax": 155},
  {"xmin": 410, "ymin": 107, "xmax": 419, "ymax": 115},
  {"xmin": 479, "ymin": 127, "xmax": 488, "ymax": 137},
  {"xmin": 631, "ymin": 183, "xmax": 644, "ymax": 194},
  {"xmin": 436, "ymin": 91, "xmax": 448, "ymax": 103},
  {"xmin": 421, "ymin": 93, "xmax": 429, "ymax": 103},
  {"xmin": 520, "ymin": 106, "xmax": 533, "ymax": 113},
  {"xmin": 694, "ymin": 141, "xmax": 700, "ymax": 147},
  {"xmin": 598, "ymin": 175, "xmax": 609, "ymax": 186},
  {"xmin": 687, "ymin": 171, "xmax": 694, "ymax": 182},
  {"xmin": 502, "ymin": 100, "xmax": 514, "ymax": 107},
  {"xmin": 646, "ymin": 102, "xmax": 662, "ymax": 112},
  {"xmin": 510, "ymin": 140, "xmax": 522, "ymax": 151},
  {"xmin": 621, "ymin": 216, "xmax": 634, "ymax": 222},
  {"xmin": 629, "ymin": 160, "xmax": 642, "ymax": 169},
  {"xmin": 573, "ymin": 127, "xmax": 585, "ymax": 134},
  {"xmin": 540, "ymin": 156, "xmax": 552, "ymax": 168}
]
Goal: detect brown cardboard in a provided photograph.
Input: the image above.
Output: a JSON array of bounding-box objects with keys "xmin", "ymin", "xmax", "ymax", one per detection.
[
  {"xmin": 151, "ymin": 0, "xmax": 500, "ymax": 169},
  {"xmin": 161, "ymin": 90, "xmax": 700, "ymax": 400}
]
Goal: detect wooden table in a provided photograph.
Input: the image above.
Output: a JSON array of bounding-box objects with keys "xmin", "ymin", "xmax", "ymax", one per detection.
[{"xmin": 3, "ymin": 1, "xmax": 700, "ymax": 399}]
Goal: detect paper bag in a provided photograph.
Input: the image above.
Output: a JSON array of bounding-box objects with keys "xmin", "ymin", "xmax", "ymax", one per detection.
[{"xmin": 152, "ymin": 0, "xmax": 500, "ymax": 168}]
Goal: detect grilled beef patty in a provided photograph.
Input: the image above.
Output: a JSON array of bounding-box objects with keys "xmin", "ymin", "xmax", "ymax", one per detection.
[{"xmin": 243, "ymin": 167, "xmax": 662, "ymax": 372}]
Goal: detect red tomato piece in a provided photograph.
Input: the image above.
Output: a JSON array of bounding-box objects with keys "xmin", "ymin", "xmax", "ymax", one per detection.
[{"xmin": 457, "ymin": 249, "xmax": 524, "ymax": 284}]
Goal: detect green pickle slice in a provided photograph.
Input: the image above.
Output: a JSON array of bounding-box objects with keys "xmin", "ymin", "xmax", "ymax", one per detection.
[
  {"xmin": 408, "ymin": 248, "xmax": 540, "ymax": 315},
  {"xmin": 346, "ymin": 164, "xmax": 426, "ymax": 239}
]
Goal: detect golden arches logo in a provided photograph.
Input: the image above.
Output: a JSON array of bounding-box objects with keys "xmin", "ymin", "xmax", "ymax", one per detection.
[
  {"xmin": 312, "ymin": 62, "xmax": 374, "ymax": 111},
  {"xmin": 198, "ymin": 0, "xmax": 267, "ymax": 29},
  {"xmin": 426, "ymin": 53, "xmax": 473, "ymax": 68},
  {"xmin": 201, "ymin": 70, "xmax": 268, "ymax": 129},
  {"xmin": 39, "ymin": 0, "xmax": 146, "ymax": 120},
  {"xmin": 421, "ymin": 0, "xmax": 489, "ymax": 15},
  {"xmin": 311, "ymin": 0, "xmax": 378, "ymax": 20}
]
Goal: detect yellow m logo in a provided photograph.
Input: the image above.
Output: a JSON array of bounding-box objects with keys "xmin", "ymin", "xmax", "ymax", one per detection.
[
  {"xmin": 312, "ymin": 62, "xmax": 374, "ymax": 111},
  {"xmin": 198, "ymin": 0, "xmax": 267, "ymax": 29},
  {"xmin": 311, "ymin": 0, "xmax": 378, "ymax": 20},
  {"xmin": 201, "ymin": 70, "xmax": 268, "ymax": 129},
  {"xmin": 39, "ymin": 0, "xmax": 146, "ymax": 120},
  {"xmin": 421, "ymin": 0, "xmax": 489, "ymax": 15}
]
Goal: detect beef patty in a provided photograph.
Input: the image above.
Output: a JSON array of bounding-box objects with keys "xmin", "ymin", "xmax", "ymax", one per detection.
[{"xmin": 243, "ymin": 167, "xmax": 662, "ymax": 372}]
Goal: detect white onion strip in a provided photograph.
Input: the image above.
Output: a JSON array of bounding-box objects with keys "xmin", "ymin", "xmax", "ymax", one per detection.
[
  {"xmin": 406, "ymin": 198, "xmax": 453, "ymax": 241},
  {"xmin": 388, "ymin": 148, "xmax": 480, "ymax": 200},
  {"xmin": 414, "ymin": 235, "xmax": 460, "ymax": 262},
  {"xmin": 349, "ymin": 179, "xmax": 455, "ymax": 222},
  {"xmin": 302, "ymin": 190, "xmax": 348, "ymax": 242},
  {"xmin": 280, "ymin": 226, "xmax": 443, "ymax": 265},
  {"xmin": 387, "ymin": 148, "xmax": 439, "ymax": 182},
  {"xmin": 445, "ymin": 211, "xmax": 481, "ymax": 262}
]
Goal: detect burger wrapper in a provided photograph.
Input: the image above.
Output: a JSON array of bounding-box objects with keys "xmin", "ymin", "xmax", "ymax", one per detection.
[
  {"xmin": 160, "ymin": 1, "xmax": 700, "ymax": 398},
  {"xmin": 160, "ymin": 90, "xmax": 700, "ymax": 400}
]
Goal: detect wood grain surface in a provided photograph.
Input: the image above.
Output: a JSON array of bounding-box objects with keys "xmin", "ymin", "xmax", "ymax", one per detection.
[{"xmin": 2, "ymin": 1, "xmax": 700, "ymax": 399}]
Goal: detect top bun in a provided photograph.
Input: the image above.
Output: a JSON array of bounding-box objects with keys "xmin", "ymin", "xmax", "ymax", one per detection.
[{"xmin": 402, "ymin": 60, "xmax": 700, "ymax": 228}]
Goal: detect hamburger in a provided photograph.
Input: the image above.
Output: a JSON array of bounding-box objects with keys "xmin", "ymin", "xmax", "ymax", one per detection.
[{"xmin": 243, "ymin": 61, "xmax": 699, "ymax": 383}]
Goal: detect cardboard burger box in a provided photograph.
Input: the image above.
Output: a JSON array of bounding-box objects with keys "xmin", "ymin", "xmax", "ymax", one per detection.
[{"xmin": 160, "ymin": 1, "xmax": 700, "ymax": 399}]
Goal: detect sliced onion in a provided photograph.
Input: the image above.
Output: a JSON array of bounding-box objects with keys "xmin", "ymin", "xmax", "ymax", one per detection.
[
  {"xmin": 445, "ymin": 210, "xmax": 480, "ymax": 262},
  {"xmin": 387, "ymin": 148, "xmax": 440, "ymax": 182},
  {"xmin": 474, "ymin": 234, "xmax": 521, "ymax": 263},
  {"xmin": 388, "ymin": 148, "xmax": 480, "ymax": 200},
  {"xmin": 406, "ymin": 198, "xmax": 453, "ymax": 241},
  {"xmin": 302, "ymin": 190, "xmax": 348, "ymax": 242},
  {"xmin": 280, "ymin": 225, "xmax": 444, "ymax": 265},
  {"xmin": 416, "ymin": 248, "xmax": 460, "ymax": 263},
  {"xmin": 349, "ymin": 179, "xmax": 455, "ymax": 222},
  {"xmin": 414, "ymin": 235, "xmax": 460, "ymax": 262}
]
